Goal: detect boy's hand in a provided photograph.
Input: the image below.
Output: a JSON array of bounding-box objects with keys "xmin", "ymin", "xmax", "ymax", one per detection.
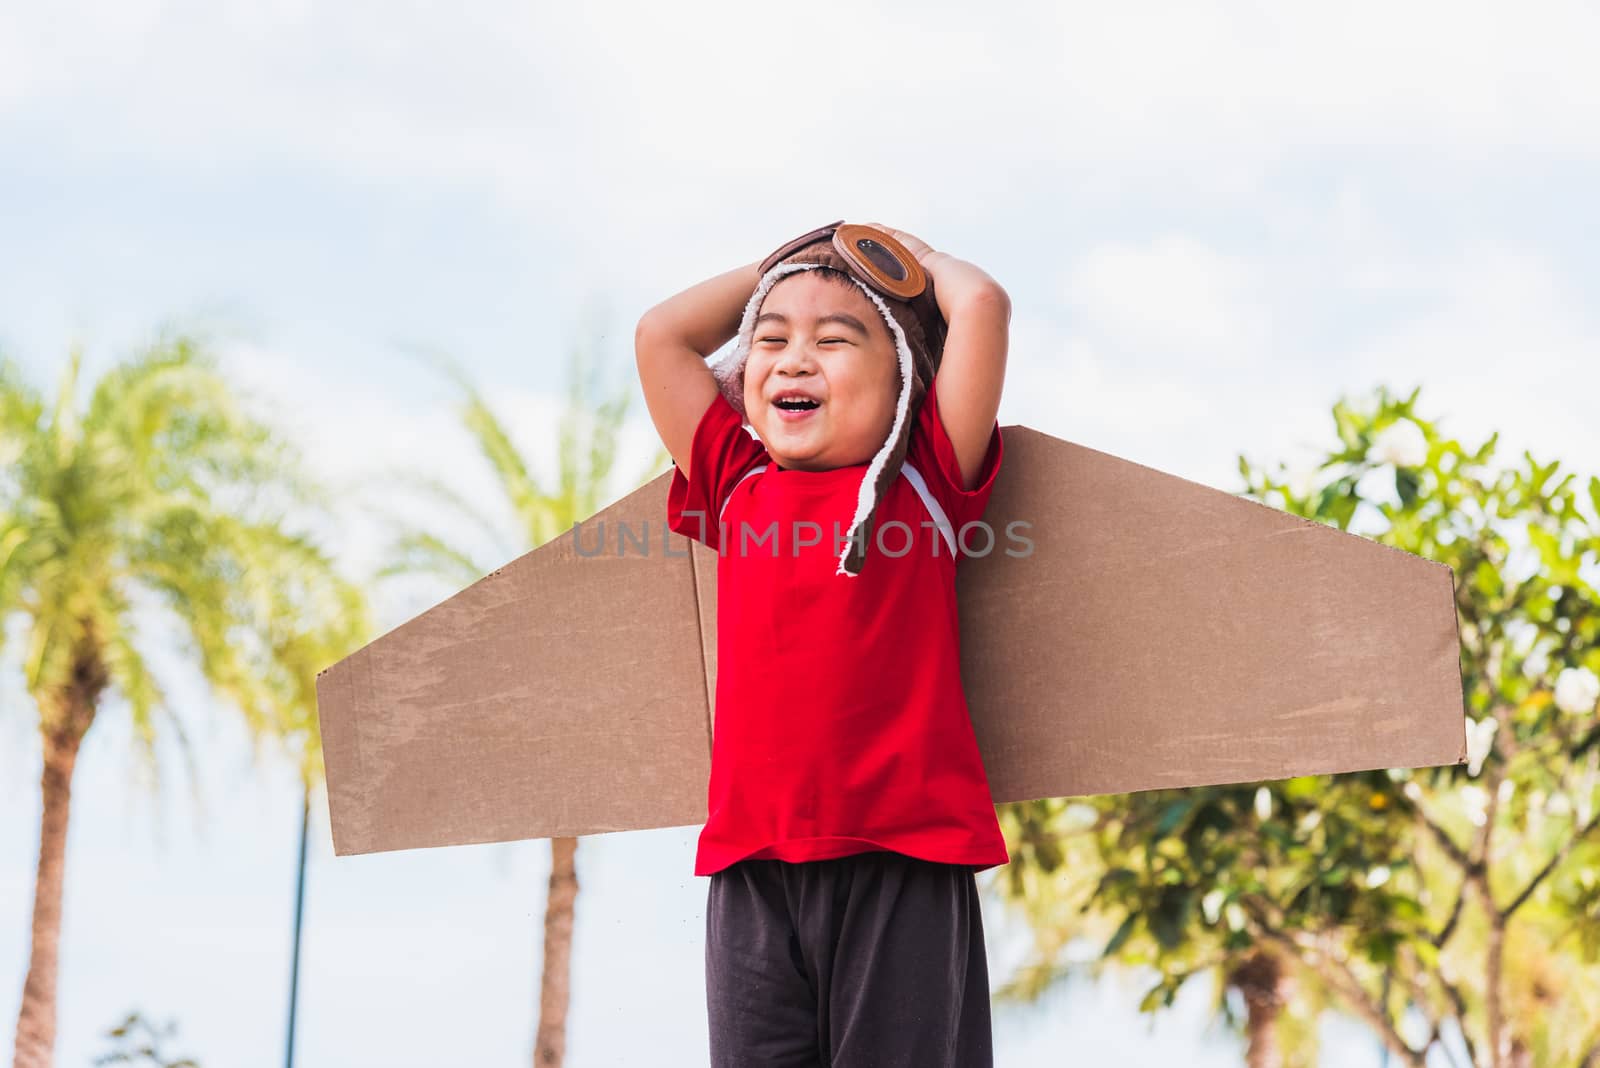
[{"xmin": 864, "ymin": 222, "xmax": 935, "ymax": 266}]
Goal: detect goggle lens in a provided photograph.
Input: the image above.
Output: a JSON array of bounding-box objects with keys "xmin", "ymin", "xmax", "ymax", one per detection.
[{"xmin": 853, "ymin": 237, "xmax": 909, "ymax": 283}]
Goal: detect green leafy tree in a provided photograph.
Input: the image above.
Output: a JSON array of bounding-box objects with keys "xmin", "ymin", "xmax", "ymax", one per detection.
[
  {"xmin": 1, "ymin": 335, "xmax": 371, "ymax": 1068},
  {"xmin": 368, "ymin": 328, "xmax": 668, "ymax": 1068},
  {"xmin": 995, "ymin": 385, "xmax": 1600, "ymax": 1068}
]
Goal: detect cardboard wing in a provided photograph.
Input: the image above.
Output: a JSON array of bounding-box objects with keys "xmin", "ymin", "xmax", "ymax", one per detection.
[{"xmin": 314, "ymin": 425, "xmax": 1467, "ymax": 856}]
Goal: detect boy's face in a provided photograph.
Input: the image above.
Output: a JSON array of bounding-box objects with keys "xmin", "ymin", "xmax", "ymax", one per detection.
[{"xmin": 742, "ymin": 271, "xmax": 900, "ymax": 471}]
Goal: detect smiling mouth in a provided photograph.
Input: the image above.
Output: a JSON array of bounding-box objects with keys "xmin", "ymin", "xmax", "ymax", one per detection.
[{"xmin": 773, "ymin": 397, "xmax": 821, "ymax": 411}]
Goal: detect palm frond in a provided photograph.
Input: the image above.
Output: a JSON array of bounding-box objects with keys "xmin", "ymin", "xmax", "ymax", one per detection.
[
  {"xmin": 401, "ymin": 341, "xmax": 549, "ymax": 524},
  {"xmin": 351, "ymin": 463, "xmax": 511, "ymax": 559},
  {"xmin": 371, "ymin": 528, "xmax": 487, "ymax": 590},
  {"xmin": 103, "ymin": 622, "xmax": 171, "ymax": 789}
]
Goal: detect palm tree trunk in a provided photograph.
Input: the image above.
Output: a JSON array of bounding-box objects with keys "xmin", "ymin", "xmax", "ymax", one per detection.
[
  {"xmin": 533, "ymin": 835, "xmax": 579, "ymax": 1067},
  {"xmin": 1229, "ymin": 949, "xmax": 1286, "ymax": 1068},
  {"xmin": 1486, "ymin": 912, "xmax": 1507, "ymax": 1067},
  {"xmin": 11, "ymin": 719, "xmax": 87, "ymax": 1068}
]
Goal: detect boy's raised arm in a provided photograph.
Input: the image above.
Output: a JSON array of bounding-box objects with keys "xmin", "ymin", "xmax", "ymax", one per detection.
[
  {"xmin": 635, "ymin": 259, "xmax": 763, "ymax": 479},
  {"xmin": 864, "ymin": 225, "xmax": 1010, "ymax": 493},
  {"xmin": 928, "ymin": 276, "xmax": 1010, "ymax": 491}
]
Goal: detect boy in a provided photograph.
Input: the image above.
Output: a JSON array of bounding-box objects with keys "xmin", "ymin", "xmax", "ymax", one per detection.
[{"xmin": 635, "ymin": 220, "xmax": 1011, "ymax": 1067}]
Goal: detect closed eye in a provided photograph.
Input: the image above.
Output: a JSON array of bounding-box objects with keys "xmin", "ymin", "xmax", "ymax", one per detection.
[{"xmin": 755, "ymin": 337, "xmax": 848, "ymax": 345}]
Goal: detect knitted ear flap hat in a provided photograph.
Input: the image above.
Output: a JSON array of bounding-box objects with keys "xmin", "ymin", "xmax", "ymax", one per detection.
[{"xmin": 706, "ymin": 221, "xmax": 948, "ymax": 576}]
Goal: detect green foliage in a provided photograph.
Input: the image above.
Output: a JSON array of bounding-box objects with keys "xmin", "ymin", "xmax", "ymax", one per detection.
[
  {"xmin": 93, "ymin": 1010, "xmax": 201, "ymax": 1067},
  {"xmin": 996, "ymin": 383, "xmax": 1600, "ymax": 1066}
]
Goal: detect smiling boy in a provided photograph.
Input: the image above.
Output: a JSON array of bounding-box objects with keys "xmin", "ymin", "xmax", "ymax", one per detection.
[{"xmin": 635, "ymin": 221, "xmax": 1011, "ymax": 1066}]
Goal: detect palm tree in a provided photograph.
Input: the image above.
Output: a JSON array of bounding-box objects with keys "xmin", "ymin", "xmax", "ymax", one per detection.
[
  {"xmin": 2, "ymin": 333, "xmax": 370, "ymax": 1068},
  {"xmin": 368, "ymin": 325, "xmax": 668, "ymax": 1068}
]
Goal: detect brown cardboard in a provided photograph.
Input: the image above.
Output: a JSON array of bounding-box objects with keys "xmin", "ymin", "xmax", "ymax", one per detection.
[{"xmin": 314, "ymin": 425, "xmax": 1467, "ymax": 856}]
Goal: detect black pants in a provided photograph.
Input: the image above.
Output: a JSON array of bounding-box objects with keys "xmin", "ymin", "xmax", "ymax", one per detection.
[{"xmin": 705, "ymin": 850, "xmax": 993, "ymax": 1067}]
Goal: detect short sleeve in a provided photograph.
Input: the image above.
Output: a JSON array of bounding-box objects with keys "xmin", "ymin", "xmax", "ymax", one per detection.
[
  {"xmin": 905, "ymin": 374, "xmax": 1004, "ymax": 537},
  {"xmin": 667, "ymin": 392, "xmax": 769, "ymax": 551}
]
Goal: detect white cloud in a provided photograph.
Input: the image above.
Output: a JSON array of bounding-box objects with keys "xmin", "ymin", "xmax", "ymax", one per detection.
[
  {"xmin": 3, "ymin": 1, "xmax": 1598, "ymax": 230},
  {"xmin": 1342, "ymin": 244, "xmax": 1596, "ymax": 469},
  {"xmin": 997, "ymin": 313, "xmax": 1294, "ymax": 493},
  {"xmin": 1064, "ymin": 237, "xmax": 1272, "ymax": 368}
]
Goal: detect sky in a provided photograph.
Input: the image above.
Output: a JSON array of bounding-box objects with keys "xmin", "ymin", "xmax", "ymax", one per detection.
[{"xmin": 2, "ymin": 1, "xmax": 1597, "ymax": 1065}]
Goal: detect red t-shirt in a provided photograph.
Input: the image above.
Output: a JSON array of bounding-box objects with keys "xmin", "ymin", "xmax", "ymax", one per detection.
[{"xmin": 667, "ymin": 375, "xmax": 1012, "ymax": 877}]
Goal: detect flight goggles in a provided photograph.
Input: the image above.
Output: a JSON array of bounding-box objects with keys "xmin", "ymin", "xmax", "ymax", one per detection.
[{"xmin": 757, "ymin": 220, "xmax": 928, "ymax": 302}]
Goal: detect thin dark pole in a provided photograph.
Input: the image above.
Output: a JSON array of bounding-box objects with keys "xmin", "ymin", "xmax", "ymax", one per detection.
[
  {"xmin": 286, "ymin": 780, "xmax": 310, "ymax": 1068},
  {"xmin": 1377, "ymin": 970, "xmax": 1391, "ymax": 1067}
]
